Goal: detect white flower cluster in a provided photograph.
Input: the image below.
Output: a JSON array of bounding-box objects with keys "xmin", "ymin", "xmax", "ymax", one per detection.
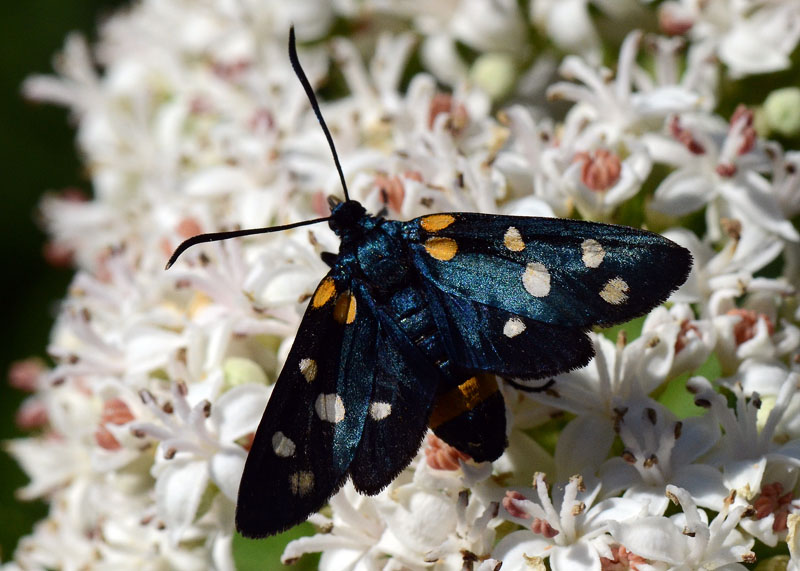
[{"xmin": 8, "ymin": 0, "xmax": 800, "ymax": 569}]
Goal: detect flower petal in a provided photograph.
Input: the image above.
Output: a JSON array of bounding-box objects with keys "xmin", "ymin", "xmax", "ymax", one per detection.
[
  {"xmin": 155, "ymin": 459, "xmax": 209, "ymax": 541},
  {"xmin": 212, "ymin": 383, "xmax": 270, "ymax": 442}
]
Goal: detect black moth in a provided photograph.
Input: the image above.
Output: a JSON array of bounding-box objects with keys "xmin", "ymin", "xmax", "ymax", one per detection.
[{"xmin": 167, "ymin": 28, "xmax": 692, "ymax": 537}]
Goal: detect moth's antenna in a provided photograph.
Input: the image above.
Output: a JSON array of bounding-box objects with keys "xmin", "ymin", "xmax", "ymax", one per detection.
[
  {"xmin": 166, "ymin": 28, "xmax": 345, "ymax": 270},
  {"xmin": 166, "ymin": 216, "xmax": 329, "ymax": 269},
  {"xmin": 288, "ymin": 26, "xmax": 350, "ymax": 202}
]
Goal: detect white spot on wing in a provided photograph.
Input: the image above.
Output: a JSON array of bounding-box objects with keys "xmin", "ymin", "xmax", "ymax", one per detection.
[
  {"xmin": 315, "ymin": 393, "xmax": 346, "ymax": 423},
  {"xmin": 271, "ymin": 431, "xmax": 296, "ymax": 457},
  {"xmin": 299, "ymin": 358, "xmax": 317, "ymax": 382},
  {"xmin": 503, "ymin": 317, "xmax": 526, "ymax": 338},
  {"xmin": 289, "ymin": 471, "xmax": 314, "ymax": 496},
  {"xmin": 522, "ymin": 262, "xmax": 551, "ymax": 297},
  {"xmin": 581, "ymin": 239, "xmax": 605, "ymax": 268},
  {"xmin": 369, "ymin": 402, "xmax": 392, "ymax": 420},
  {"xmin": 600, "ymin": 277, "xmax": 629, "ymax": 305}
]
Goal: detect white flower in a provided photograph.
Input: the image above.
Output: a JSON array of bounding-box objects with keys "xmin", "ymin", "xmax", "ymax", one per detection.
[
  {"xmin": 530, "ymin": 0, "xmax": 602, "ymax": 58},
  {"xmin": 735, "ymin": 465, "xmax": 799, "ymax": 547},
  {"xmin": 659, "ymin": 0, "xmax": 800, "ymax": 77},
  {"xmin": 648, "ymin": 109, "xmax": 799, "ymax": 243},
  {"xmin": 547, "ymin": 31, "xmax": 705, "ymax": 147},
  {"xmin": 6, "ymin": 434, "xmax": 93, "ymax": 503},
  {"xmin": 377, "ymin": 472, "xmax": 499, "ymax": 569},
  {"xmin": 710, "ymin": 292, "xmax": 800, "ymax": 375},
  {"xmin": 600, "ymin": 400, "xmax": 725, "ymax": 514},
  {"xmin": 284, "ymin": 451, "xmax": 500, "ymax": 570},
  {"xmin": 493, "ymin": 384, "xmax": 561, "ymax": 489},
  {"xmin": 523, "ymin": 333, "xmax": 679, "ymax": 479},
  {"xmin": 494, "ymin": 474, "xmax": 645, "ymax": 571},
  {"xmin": 282, "ymin": 483, "xmax": 387, "ymax": 570},
  {"xmin": 607, "ymin": 485, "xmax": 756, "ymax": 569},
  {"xmin": 770, "ymin": 149, "xmax": 800, "ymax": 219},
  {"xmin": 663, "ymin": 225, "xmax": 790, "ymax": 308},
  {"xmin": 689, "ymin": 374, "xmax": 800, "ymax": 470},
  {"xmin": 130, "ymin": 380, "xmax": 267, "ymax": 539},
  {"xmin": 369, "ymin": 0, "xmax": 528, "ymax": 86},
  {"xmin": 527, "ymin": 333, "xmax": 670, "ymax": 415},
  {"xmin": 494, "ymin": 107, "xmax": 570, "ymax": 216},
  {"xmin": 509, "ymin": 30, "xmax": 713, "ymax": 220},
  {"xmin": 789, "ymin": 513, "xmax": 800, "ymax": 571},
  {"xmin": 8, "ymin": 460, "xmax": 213, "ymax": 571},
  {"xmin": 642, "ymin": 303, "xmax": 716, "ymax": 378},
  {"xmin": 167, "ymin": 235, "xmax": 315, "ymax": 338},
  {"xmin": 563, "ymin": 144, "xmax": 652, "ymax": 221},
  {"xmin": 710, "ymin": 2, "xmax": 800, "ymax": 78}
]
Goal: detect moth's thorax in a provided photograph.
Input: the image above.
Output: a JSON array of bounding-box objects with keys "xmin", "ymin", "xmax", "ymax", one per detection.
[
  {"xmin": 356, "ymin": 225, "xmax": 410, "ymax": 293},
  {"xmin": 326, "ymin": 199, "xmax": 409, "ymax": 292}
]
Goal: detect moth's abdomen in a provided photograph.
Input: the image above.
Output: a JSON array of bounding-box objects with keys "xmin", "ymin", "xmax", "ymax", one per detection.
[
  {"xmin": 387, "ymin": 283, "xmax": 507, "ymax": 462},
  {"xmin": 389, "ymin": 285, "xmax": 452, "ymax": 377}
]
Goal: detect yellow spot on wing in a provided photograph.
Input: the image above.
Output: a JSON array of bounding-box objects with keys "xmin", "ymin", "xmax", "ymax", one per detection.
[
  {"xmin": 299, "ymin": 358, "xmax": 317, "ymax": 382},
  {"xmin": 289, "ymin": 471, "xmax": 314, "ymax": 496},
  {"xmin": 420, "ymin": 214, "xmax": 456, "ymax": 232},
  {"xmin": 600, "ymin": 277, "xmax": 629, "ymax": 305},
  {"xmin": 504, "ymin": 226, "xmax": 525, "ymax": 252},
  {"xmin": 312, "ymin": 277, "xmax": 336, "ymax": 308},
  {"xmin": 333, "ymin": 291, "xmax": 357, "ymax": 324},
  {"xmin": 428, "ymin": 374, "xmax": 498, "ymax": 428},
  {"xmin": 424, "ymin": 237, "xmax": 458, "ymax": 261}
]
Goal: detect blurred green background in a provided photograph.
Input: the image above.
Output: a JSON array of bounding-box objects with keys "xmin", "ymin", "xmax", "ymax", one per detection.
[{"xmin": 0, "ymin": 2, "xmax": 316, "ymax": 568}]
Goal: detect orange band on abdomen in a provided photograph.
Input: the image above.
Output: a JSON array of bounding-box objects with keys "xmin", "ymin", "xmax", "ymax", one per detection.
[{"xmin": 428, "ymin": 373, "xmax": 499, "ymax": 429}]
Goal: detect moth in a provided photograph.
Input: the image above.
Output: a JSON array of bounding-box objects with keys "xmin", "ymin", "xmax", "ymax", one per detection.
[{"xmin": 167, "ymin": 28, "xmax": 692, "ymax": 538}]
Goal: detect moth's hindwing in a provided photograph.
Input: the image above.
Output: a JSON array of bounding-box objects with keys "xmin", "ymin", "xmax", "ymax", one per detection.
[
  {"xmin": 406, "ymin": 213, "xmax": 692, "ymax": 328},
  {"xmin": 422, "ymin": 280, "xmax": 595, "ymax": 379},
  {"xmin": 235, "ymin": 271, "xmax": 378, "ymax": 537},
  {"xmin": 428, "ymin": 371, "xmax": 507, "ymax": 462}
]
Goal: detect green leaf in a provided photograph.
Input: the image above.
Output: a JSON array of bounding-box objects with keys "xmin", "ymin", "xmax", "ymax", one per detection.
[{"xmin": 233, "ymin": 524, "xmax": 320, "ymax": 571}]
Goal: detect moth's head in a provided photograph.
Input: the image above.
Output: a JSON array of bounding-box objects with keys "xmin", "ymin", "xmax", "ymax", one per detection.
[{"xmin": 327, "ymin": 197, "xmax": 366, "ymax": 236}]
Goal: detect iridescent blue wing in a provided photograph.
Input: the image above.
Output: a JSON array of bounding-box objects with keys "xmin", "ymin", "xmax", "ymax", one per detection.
[
  {"xmin": 405, "ymin": 213, "xmax": 691, "ymax": 326},
  {"xmin": 347, "ymin": 281, "xmax": 440, "ymax": 494},
  {"xmin": 236, "ymin": 270, "xmax": 378, "ymax": 537},
  {"xmin": 403, "ymin": 213, "xmax": 691, "ymax": 378},
  {"xmin": 421, "ymin": 281, "xmax": 594, "ymax": 378}
]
